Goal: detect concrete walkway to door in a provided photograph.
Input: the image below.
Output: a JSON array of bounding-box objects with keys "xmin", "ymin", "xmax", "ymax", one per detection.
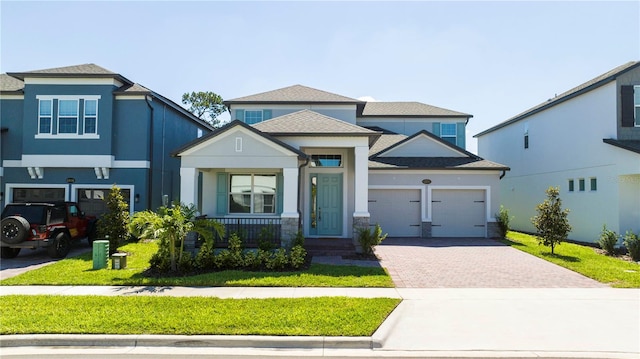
[{"xmin": 374, "ymin": 238, "xmax": 607, "ymax": 288}]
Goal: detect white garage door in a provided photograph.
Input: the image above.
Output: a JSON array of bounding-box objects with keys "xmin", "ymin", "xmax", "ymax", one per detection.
[
  {"xmin": 431, "ymin": 189, "xmax": 486, "ymax": 237},
  {"xmin": 369, "ymin": 189, "xmax": 421, "ymax": 237}
]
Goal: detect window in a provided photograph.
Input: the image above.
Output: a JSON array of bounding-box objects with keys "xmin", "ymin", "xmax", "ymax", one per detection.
[
  {"xmin": 311, "ymin": 154, "xmax": 342, "ymax": 167},
  {"xmin": 440, "ymin": 123, "xmax": 457, "ymax": 145},
  {"xmin": 590, "ymin": 178, "xmax": 597, "ymax": 191},
  {"xmin": 38, "ymin": 99, "xmax": 52, "ymax": 134},
  {"xmin": 524, "ymin": 134, "xmax": 529, "ymax": 149},
  {"xmin": 83, "ymin": 99, "xmax": 98, "ymax": 134},
  {"xmin": 579, "ymin": 178, "xmax": 585, "ymax": 191},
  {"xmin": 245, "ymin": 110, "xmax": 263, "ymax": 125},
  {"xmin": 229, "ymin": 174, "xmax": 276, "ymax": 214},
  {"xmin": 568, "ymin": 179, "xmax": 574, "ymax": 192},
  {"xmin": 58, "ymin": 99, "xmax": 79, "ymax": 134},
  {"xmin": 635, "ymin": 85, "xmax": 640, "ymax": 126}
]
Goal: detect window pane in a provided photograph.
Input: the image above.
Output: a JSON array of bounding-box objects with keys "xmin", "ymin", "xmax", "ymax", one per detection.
[
  {"xmin": 312, "ymin": 155, "xmax": 342, "ymax": 167},
  {"xmin": 442, "ymin": 137, "xmax": 456, "ymax": 145},
  {"xmin": 579, "ymin": 179, "xmax": 585, "ymax": 191},
  {"xmin": 230, "ymin": 174, "xmax": 252, "ymax": 193},
  {"xmin": 441, "ymin": 123, "xmax": 456, "ymax": 136},
  {"xmin": 590, "ymin": 178, "xmax": 597, "ymax": 191},
  {"xmin": 85, "ymin": 118, "xmax": 97, "ymax": 134},
  {"xmin": 568, "ymin": 180, "xmax": 574, "ymax": 192},
  {"xmin": 254, "ymin": 194, "xmax": 275, "ymax": 213},
  {"xmin": 634, "ymin": 86, "xmax": 640, "ymax": 104},
  {"xmin": 59, "ymin": 100, "xmax": 78, "ymax": 116},
  {"xmin": 84, "ymin": 100, "xmax": 97, "ymax": 116},
  {"xmin": 253, "ymin": 174, "xmax": 276, "ymax": 194},
  {"xmin": 229, "ymin": 194, "xmax": 251, "ymax": 213},
  {"xmin": 635, "ymin": 107, "xmax": 640, "ymax": 126},
  {"xmin": 39, "ymin": 118, "xmax": 51, "ymax": 133},
  {"xmin": 39, "ymin": 100, "xmax": 52, "ymax": 116},
  {"xmin": 245, "ymin": 110, "xmax": 263, "ymax": 124},
  {"xmin": 59, "ymin": 117, "xmax": 77, "ymax": 133}
]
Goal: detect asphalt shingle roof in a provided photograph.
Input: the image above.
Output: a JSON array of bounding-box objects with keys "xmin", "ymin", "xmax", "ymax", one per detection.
[
  {"xmin": 475, "ymin": 61, "xmax": 640, "ymax": 137},
  {"xmin": 603, "ymin": 139, "xmax": 640, "ymax": 155},
  {"xmin": 114, "ymin": 83, "xmax": 152, "ymax": 94},
  {"xmin": 368, "ymin": 157, "xmax": 509, "ymax": 170},
  {"xmin": 362, "ymin": 101, "xmax": 471, "ymax": 117},
  {"xmin": 13, "ymin": 63, "xmax": 116, "ymax": 76},
  {"xmin": 0, "ymin": 74, "xmax": 24, "ymax": 92},
  {"xmin": 253, "ymin": 110, "xmax": 379, "ymax": 135},
  {"xmin": 226, "ymin": 85, "xmax": 363, "ymax": 104}
]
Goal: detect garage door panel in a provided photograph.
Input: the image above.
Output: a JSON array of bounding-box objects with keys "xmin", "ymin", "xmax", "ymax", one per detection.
[
  {"xmin": 432, "ymin": 189, "xmax": 486, "ymax": 237},
  {"xmin": 369, "ymin": 189, "xmax": 421, "ymax": 237}
]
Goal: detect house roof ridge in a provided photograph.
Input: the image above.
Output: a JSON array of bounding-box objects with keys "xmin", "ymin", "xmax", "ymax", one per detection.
[
  {"xmin": 361, "ymin": 101, "xmax": 471, "ymax": 117},
  {"xmin": 225, "ymin": 84, "xmax": 363, "ymax": 104}
]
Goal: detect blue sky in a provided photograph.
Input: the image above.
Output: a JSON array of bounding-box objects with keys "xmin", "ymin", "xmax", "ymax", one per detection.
[{"xmin": 2, "ymin": 0, "xmax": 638, "ymax": 153}]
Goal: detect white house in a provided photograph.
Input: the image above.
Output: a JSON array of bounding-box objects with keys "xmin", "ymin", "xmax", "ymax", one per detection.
[
  {"xmin": 475, "ymin": 61, "xmax": 640, "ymax": 244},
  {"xmin": 174, "ymin": 85, "xmax": 508, "ymax": 246}
]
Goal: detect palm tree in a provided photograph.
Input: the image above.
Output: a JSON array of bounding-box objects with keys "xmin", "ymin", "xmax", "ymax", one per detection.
[{"xmin": 130, "ymin": 203, "xmax": 224, "ymax": 272}]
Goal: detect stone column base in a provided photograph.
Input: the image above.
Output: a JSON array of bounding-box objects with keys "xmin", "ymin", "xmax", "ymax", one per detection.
[
  {"xmin": 352, "ymin": 216, "xmax": 370, "ymax": 253},
  {"xmin": 280, "ymin": 217, "xmax": 299, "ymax": 248},
  {"xmin": 487, "ymin": 221, "xmax": 501, "ymax": 239},
  {"xmin": 422, "ymin": 222, "xmax": 431, "ymax": 238}
]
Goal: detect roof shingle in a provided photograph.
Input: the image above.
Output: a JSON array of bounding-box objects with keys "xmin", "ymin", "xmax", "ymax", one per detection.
[
  {"xmin": 0, "ymin": 74, "xmax": 24, "ymax": 92},
  {"xmin": 226, "ymin": 85, "xmax": 362, "ymax": 104},
  {"xmin": 253, "ymin": 110, "xmax": 379, "ymax": 135},
  {"xmin": 362, "ymin": 101, "xmax": 471, "ymax": 117}
]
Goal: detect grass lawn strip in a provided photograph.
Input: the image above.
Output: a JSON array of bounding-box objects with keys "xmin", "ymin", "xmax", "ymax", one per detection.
[
  {"xmin": 504, "ymin": 232, "xmax": 640, "ymax": 288},
  {"xmin": 0, "ymin": 295, "xmax": 400, "ymax": 336},
  {"xmin": 0, "ymin": 242, "xmax": 392, "ymax": 287}
]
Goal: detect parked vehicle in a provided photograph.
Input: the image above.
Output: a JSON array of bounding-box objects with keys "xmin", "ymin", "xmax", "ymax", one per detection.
[{"xmin": 1, "ymin": 202, "xmax": 97, "ymax": 259}]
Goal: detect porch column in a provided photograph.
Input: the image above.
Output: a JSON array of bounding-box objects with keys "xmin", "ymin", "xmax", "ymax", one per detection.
[
  {"xmin": 180, "ymin": 167, "xmax": 198, "ymax": 207},
  {"xmin": 280, "ymin": 167, "xmax": 300, "ymax": 247},
  {"xmin": 353, "ymin": 146, "xmax": 370, "ymax": 251}
]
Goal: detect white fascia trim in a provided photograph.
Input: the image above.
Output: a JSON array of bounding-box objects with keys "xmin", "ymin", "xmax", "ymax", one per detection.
[
  {"xmin": 11, "ymin": 156, "xmax": 150, "ymax": 169},
  {"xmin": 0, "ymin": 95, "xmax": 24, "ymax": 100},
  {"xmin": 35, "ymin": 134, "xmax": 100, "ymax": 140},
  {"xmin": 369, "ymin": 185, "xmax": 426, "ymax": 221},
  {"xmin": 26, "ymin": 78, "xmax": 123, "ymax": 86},
  {"xmin": 426, "ymin": 185, "xmax": 492, "ymax": 222},
  {"xmin": 36, "ymin": 95, "xmax": 101, "ymax": 100}
]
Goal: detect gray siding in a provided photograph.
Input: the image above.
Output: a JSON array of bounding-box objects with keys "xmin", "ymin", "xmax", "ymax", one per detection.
[
  {"xmin": 617, "ymin": 68, "xmax": 640, "ymax": 140},
  {"xmin": 1, "ymin": 99, "xmax": 24, "ymax": 161}
]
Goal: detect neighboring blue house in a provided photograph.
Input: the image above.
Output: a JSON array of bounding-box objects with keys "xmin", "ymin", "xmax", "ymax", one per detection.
[{"xmin": 0, "ymin": 64, "xmax": 211, "ymax": 215}]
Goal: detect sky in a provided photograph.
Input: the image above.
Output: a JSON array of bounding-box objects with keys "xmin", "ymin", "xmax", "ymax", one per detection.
[{"xmin": 1, "ymin": 0, "xmax": 639, "ymax": 154}]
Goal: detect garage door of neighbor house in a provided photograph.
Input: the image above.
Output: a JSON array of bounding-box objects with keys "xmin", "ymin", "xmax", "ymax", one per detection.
[
  {"xmin": 369, "ymin": 189, "xmax": 421, "ymax": 237},
  {"xmin": 431, "ymin": 189, "xmax": 486, "ymax": 237}
]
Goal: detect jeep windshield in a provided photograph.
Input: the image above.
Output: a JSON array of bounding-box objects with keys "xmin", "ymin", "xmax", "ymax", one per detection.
[{"xmin": 1, "ymin": 205, "xmax": 47, "ymax": 224}]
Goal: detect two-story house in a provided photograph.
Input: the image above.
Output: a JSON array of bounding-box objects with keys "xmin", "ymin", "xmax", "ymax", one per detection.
[
  {"xmin": 174, "ymin": 85, "xmax": 508, "ymax": 246},
  {"xmin": 475, "ymin": 61, "xmax": 640, "ymax": 244},
  {"xmin": 0, "ymin": 64, "xmax": 211, "ymax": 216}
]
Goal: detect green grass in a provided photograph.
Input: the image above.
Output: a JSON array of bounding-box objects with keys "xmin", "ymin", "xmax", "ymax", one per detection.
[
  {"xmin": 503, "ymin": 232, "xmax": 640, "ymax": 288},
  {"xmin": 0, "ymin": 242, "xmax": 393, "ymax": 287},
  {"xmin": 0, "ymin": 295, "xmax": 400, "ymax": 336}
]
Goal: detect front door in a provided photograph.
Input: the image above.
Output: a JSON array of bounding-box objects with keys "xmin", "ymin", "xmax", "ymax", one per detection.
[{"xmin": 310, "ymin": 173, "xmax": 343, "ymax": 236}]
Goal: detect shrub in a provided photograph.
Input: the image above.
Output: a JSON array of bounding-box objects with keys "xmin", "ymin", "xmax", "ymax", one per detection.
[
  {"xmin": 358, "ymin": 224, "xmax": 387, "ymax": 256},
  {"xmin": 213, "ymin": 249, "xmax": 231, "ymax": 269},
  {"xmin": 97, "ymin": 185, "xmax": 130, "ymax": 255},
  {"xmin": 623, "ymin": 231, "xmax": 640, "ymax": 262},
  {"xmin": 265, "ymin": 248, "xmax": 288, "ymax": 270},
  {"xmin": 531, "ymin": 186, "xmax": 571, "ymax": 254},
  {"xmin": 289, "ymin": 245, "xmax": 307, "ymax": 269},
  {"xmin": 227, "ymin": 232, "xmax": 245, "ymax": 268},
  {"xmin": 258, "ymin": 226, "xmax": 276, "ymax": 251},
  {"xmin": 243, "ymin": 250, "xmax": 263, "ymax": 270},
  {"xmin": 597, "ymin": 225, "xmax": 619, "ymax": 256},
  {"xmin": 292, "ymin": 230, "xmax": 305, "ymax": 248},
  {"xmin": 194, "ymin": 240, "xmax": 215, "ymax": 270},
  {"xmin": 178, "ymin": 251, "xmax": 194, "ymax": 273},
  {"xmin": 495, "ymin": 205, "xmax": 512, "ymax": 238}
]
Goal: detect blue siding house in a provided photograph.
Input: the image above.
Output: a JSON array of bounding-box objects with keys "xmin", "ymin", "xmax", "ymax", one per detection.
[{"xmin": 0, "ymin": 64, "xmax": 211, "ymax": 215}]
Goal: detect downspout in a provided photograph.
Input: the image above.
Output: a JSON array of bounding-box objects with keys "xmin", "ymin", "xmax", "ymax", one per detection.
[
  {"xmin": 145, "ymin": 95, "xmax": 154, "ymax": 210},
  {"xmin": 161, "ymin": 105, "xmax": 166, "ymax": 202},
  {"xmin": 296, "ymin": 156, "xmax": 310, "ymax": 229},
  {"xmin": 499, "ymin": 170, "xmax": 507, "ymax": 180}
]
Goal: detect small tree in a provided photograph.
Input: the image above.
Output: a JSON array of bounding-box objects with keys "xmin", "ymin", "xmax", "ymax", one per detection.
[
  {"xmin": 182, "ymin": 91, "xmax": 226, "ymax": 128},
  {"xmin": 531, "ymin": 186, "xmax": 571, "ymax": 254},
  {"xmin": 495, "ymin": 205, "xmax": 512, "ymax": 238},
  {"xmin": 358, "ymin": 224, "xmax": 387, "ymax": 256},
  {"xmin": 97, "ymin": 185, "xmax": 130, "ymax": 255}
]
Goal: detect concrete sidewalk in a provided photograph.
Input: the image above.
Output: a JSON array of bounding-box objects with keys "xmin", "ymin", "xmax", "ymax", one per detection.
[{"xmin": 1, "ymin": 287, "xmax": 639, "ymax": 358}]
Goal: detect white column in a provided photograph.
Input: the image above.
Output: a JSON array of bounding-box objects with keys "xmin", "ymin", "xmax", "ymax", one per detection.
[
  {"xmin": 281, "ymin": 167, "xmax": 300, "ymax": 219},
  {"xmin": 353, "ymin": 146, "xmax": 370, "ymax": 217},
  {"xmin": 180, "ymin": 167, "xmax": 198, "ymax": 207}
]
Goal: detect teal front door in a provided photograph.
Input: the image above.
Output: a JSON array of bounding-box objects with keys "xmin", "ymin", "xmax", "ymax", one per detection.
[{"xmin": 310, "ymin": 173, "xmax": 343, "ymax": 236}]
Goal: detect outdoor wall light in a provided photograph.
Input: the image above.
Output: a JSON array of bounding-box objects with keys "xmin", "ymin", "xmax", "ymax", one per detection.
[
  {"xmin": 422, "ymin": 179, "xmax": 432, "ymax": 184},
  {"xmin": 135, "ymin": 194, "xmax": 140, "ymax": 203}
]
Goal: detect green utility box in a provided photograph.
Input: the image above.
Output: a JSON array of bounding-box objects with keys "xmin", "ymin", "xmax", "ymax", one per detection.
[
  {"xmin": 111, "ymin": 253, "xmax": 127, "ymax": 270},
  {"xmin": 92, "ymin": 240, "xmax": 109, "ymax": 270}
]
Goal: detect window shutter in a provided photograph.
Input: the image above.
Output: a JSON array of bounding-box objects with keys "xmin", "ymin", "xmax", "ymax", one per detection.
[
  {"xmin": 276, "ymin": 173, "xmax": 284, "ymax": 215},
  {"xmin": 456, "ymin": 122, "xmax": 466, "ymax": 148},
  {"xmin": 235, "ymin": 109, "xmax": 245, "ymax": 122},
  {"xmin": 621, "ymin": 86, "xmax": 634, "ymax": 127},
  {"xmin": 432, "ymin": 122, "xmax": 441, "ymax": 136},
  {"xmin": 263, "ymin": 109, "xmax": 272, "ymax": 121},
  {"xmin": 216, "ymin": 172, "xmax": 228, "ymax": 216}
]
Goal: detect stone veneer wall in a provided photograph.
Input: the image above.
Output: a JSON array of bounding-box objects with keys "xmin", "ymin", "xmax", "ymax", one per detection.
[
  {"xmin": 421, "ymin": 222, "xmax": 431, "ymax": 238},
  {"xmin": 352, "ymin": 216, "xmax": 370, "ymax": 253},
  {"xmin": 487, "ymin": 221, "xmax": 501, "ymax": 239},
  {"xmin": 280, "ymin": 217, "xmax": 299, "ymax": 248}
]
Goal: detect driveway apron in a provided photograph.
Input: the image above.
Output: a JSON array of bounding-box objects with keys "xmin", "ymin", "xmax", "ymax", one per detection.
[{"xmin": 374, "ymin": 238, "xmax": 607, "ymax": 288}]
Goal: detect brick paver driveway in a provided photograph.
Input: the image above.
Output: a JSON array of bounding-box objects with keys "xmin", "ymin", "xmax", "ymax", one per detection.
[{"xmin": 374, "ymin": 238, "xmax": 607, "ymax": 288}]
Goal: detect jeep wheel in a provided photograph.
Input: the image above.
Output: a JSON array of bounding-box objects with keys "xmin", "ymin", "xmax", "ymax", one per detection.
[
  {"xmin": 0, "ymin": 247, "xmax": 21, "ymax": 259},
  {"xmin": 1, "ymin": 216, "xmax": 30, "ymax": 244},
  {"xmin": 48, "ymin": 232, "xmax": 71, "ymax": 258}
]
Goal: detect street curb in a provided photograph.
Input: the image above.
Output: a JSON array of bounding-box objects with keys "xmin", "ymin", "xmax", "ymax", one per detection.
[
  {"xmin": 371, "ymin": 299, "xmax": 406, "ymax": 348},
  {"xmin": 0, "ymin": 334, "xmax": 374, "ymax": 350}
]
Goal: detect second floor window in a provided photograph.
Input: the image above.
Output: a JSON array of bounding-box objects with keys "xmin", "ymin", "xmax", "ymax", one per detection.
[
  {"xmin": 36, "ymin": 96, "xmax": 100, "ymax": 138},
  {"xmin": 38, "ymin": 99, "xmax": 52, "ymax": 134},
  {"xmin": 58, "ymin": 99, "xmax": 79, "ymax": 134},
  {"xmin": 84, "ymin": 99, "xmax": 98, "ymax": 134},
  {"xmin": 634, "ymin": 85, "xmax": 640, "ymax": 126},
  {"xmin": 441, "ymin": 123, "xmax": 457, "ymax": 145},
  {"xmin": 244, "ymin": 110, "xmax": 263, "ymax": 125}
]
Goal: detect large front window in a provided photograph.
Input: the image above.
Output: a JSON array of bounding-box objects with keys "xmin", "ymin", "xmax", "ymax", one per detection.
[
  {"xmin": 441, "ymin": 123, "xmax": 457, "ymax": 145},
  {"xmin": 229, "ymin": 174, "xmax": 276, "ymax": 214},
  {"xmin": 35, "ymin": 95, "xmax": 100, "ymax": 138},
  {"xmin": 58, "ymin": 99, "xmax": 79, "ymax": 134}
]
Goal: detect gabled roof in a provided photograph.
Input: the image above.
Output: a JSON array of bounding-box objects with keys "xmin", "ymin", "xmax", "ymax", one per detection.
[
  {"xmin": 475, "ymin": 61, "xmax": 640, "ymax": 137},
  {"xmin": 369, "ymin": 130, "xmax": 509, "ymax": 171},
  {"xmin": 361, "ymin": 101, "xmax": 471, "ymax": 118},
  {"xmin": 603, "ymin": 139, "xmax": 640, "ymax": 155},
  {"xmin": 253, "ymin": 109, "xmax": 378, "ymax": 136},
  {"xmin": 172, "ymin": 119, "xmax": 307, "ymax": 159},
  {"xmin": 113, "ymin": 83, "xmax": 152, "ymax": 95},
  {"xmin": 225, "ymin": 84, "xmax": 363, "ymax": 105},
  {"xmin": 0, "ymin": 74, "xmax": 24, "ymax": 93},
  {"xmin": 7, "ymin": 63, "xmax": 132, "ymax": 84}
]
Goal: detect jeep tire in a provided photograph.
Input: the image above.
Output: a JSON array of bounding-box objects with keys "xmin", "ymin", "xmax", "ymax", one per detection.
[
  {"xmin": 48, "ymin": 232, "xmax": 71, "ymax": 258},
  {"xmin": 1, "ymin": 216, "xmax": 30, "ymax": 244},
  {"xmin": 0, "ymin": 247, "xmax": 21, "ymax": 259}
]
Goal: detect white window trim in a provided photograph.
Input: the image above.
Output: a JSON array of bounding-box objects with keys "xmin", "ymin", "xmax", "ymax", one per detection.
[
  {"xmin": 83, "ymin": 99, "xmax": 99, "ymax": 135},
  {"xmin": 35, "ymin": 133, "xmax": 100, "ymax": 139},
  {"xmin": 228, "ymin": 173, "xmax": 277, "ymax": 215},
  {"xmin": 38, "ymin": 99, "xmax": 53, "ymax": 135},
  {"xmin": 57, "ymin": 99, "xmax": 79, "ymax": 135},
  {"xmin": 34, "ymin": 95, "xmax": 102, "ymax": 139}
]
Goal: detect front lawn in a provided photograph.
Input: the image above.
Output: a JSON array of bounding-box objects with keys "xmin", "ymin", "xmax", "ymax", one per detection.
[
  {"xmin": 0, "ymin": 242, "xmax": 393, "ymax": 287},
  {"xmin": 503, "ymin": 232, "xmax": 640, "ymax": 288},
  {"xmin": 0, "ymin": 295, "xmax": 400, "ymax": 336}
]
